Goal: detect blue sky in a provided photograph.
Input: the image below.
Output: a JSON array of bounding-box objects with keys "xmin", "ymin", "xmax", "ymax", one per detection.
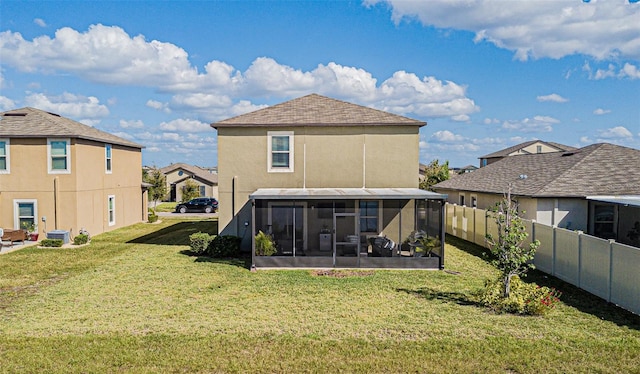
[{"xmin": 1, "ymin": 0, "xmax": 639, "ymax": 168}]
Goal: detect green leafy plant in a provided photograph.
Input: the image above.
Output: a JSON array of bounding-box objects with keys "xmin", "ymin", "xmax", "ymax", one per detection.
[
  {"xmin": 189, "ymin": 232, "xmax": 215, "ymax": 255},
  {"xmin": 181, "ymin": 179, "xmax": 200, "ymax": 203},
  {"xmin": 407, "ymin": 230, "xmax": 440, "ymax": 256},
  {"xmin": 21, "ymin": 221, "xmax": 37, "ymax": 233},
  {"xmin": 485, "ymin": 184, "xmax": 540, "ymax": 298},
  {"xmin": 255, "ymin": 230, "xmax": 276, "ymax": 256},
  {"xmin": 144, "ymin": 168, "xmax": 168, "ymax": 214},
  {"xmin": 207, "ymin": 235, "xmax": 241, "ymax": 258},
  {"xmin": 479, "ymin": 276, "xmax": 561, "ymax": 315},
  {"xmin": 148, "ymin": 210, "xmax": 159, "ymax": 223},
  {"xmin": 40, "ymin": 239, "xmax": 64, "ymax": 247},
  {"xmin": 73, "ymin": 234, "xmax": 89, "ymax": 245}
]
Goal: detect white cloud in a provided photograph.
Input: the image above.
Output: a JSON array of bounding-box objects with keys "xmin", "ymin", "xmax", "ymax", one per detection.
[
  {"xmin": 0, "ymin": 25, "xmax": 479, "ymax": 121},
  {"xmin": 584, "ymin": 61, "xmax": 640, "ymax": 80},
  {"xmin": 367, "ymin": 0, "xmax": 640, "ymax": 61},
  {"xmin": 33, "ymin": 18, "xmax": 47, "ymax": 27},
  {"xmin": 537, "ymin": 93, "xmax": 568, "ymax": 103},
  {"xmin": 502, "ymin": 115, "xmax": 560, "ymax": 133},
  {"xmin": 120, "ymin": 119, "xmax": 145, "ymax": 129},
  {"xmin": 146, "ymin": 99, "xmax": 171, "ymax": 113},
  {"xmin": 593, "ymin": 108, "xmax": 611, "ymax": 115},
  {"xmin": 23, "ymin": 92, "xmax": 109, "ymax": 120},
  {"xmin": 598, "ymin": 126, "xmax": 633, "ymax": 139},
  {"xmin": 580, "ymin": 136, "xmax": 592, "ymax": 143},
  {"xmin": 483, "ymin": 118, "xmax": 500, "ymax": 125},
  {"xmin": 432, "ymin": 130, "xmax": 465, "ymax": 142},
  {"xmin": 0, "ymin": 96, "xmax": 16, "ymax": 111},
  {"xmin": 620, "ymin": 63, "xmax": 640, "ymax": 79},
  {"xmin": 158, "ymin": 118, "xmax": 211, "ymax": 133}
]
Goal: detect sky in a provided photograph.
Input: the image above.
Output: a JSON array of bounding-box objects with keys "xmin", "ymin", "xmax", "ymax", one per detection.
[{"xmin": 1, "ymin": 0, "xmax": 639, "ymax": 169}]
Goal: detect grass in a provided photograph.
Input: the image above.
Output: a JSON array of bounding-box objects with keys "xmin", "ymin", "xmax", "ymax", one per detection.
[
  {"xmin": 152, "ymin": 202, "xmax": 178, "ymax": 212},
  {"xmin": 1, "ymin": 219, "xmax": 638, "ymax": 373}
]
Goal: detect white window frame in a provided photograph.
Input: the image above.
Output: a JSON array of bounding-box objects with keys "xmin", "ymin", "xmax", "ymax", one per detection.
[
  {"xmin": 108, "ymin": 195, "xmax": 116, "ymax": 226},
  {"xmin": 0, "ymin": 138, "xmax": 9, "ymax": 174},
  {"xmin": 105, "ymin": 144, "xmax": 112, "ymax": 174},
  {"xmin": 13, "ymin": 199, "xmax": 37, "ymax": 230},
  {"xmin": 48, "ymin": 138, "xmax": 71, "ymax": 174},
  {"xmin": 267, "ymin": 131, "xmax": 294, "ymax": 173}
]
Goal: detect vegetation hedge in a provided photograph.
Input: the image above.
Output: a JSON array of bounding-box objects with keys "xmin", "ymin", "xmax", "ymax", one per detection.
[
  {"xmin": 189, "ymin": 232, "xmax": 214, "ymax": 255},
  {"xmin": 40, "ymin": 239, "xmax": 64, "ymax": 247},
  {"xmin": 73, "ymin": 234, "xmax": 89, "ymax": 245},
  {"xmin": 207, "ymin": 235, "xmax": 241, "ymax": 258}
]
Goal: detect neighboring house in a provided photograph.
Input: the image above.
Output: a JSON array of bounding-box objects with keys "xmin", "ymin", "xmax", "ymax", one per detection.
[
  {"xmin": 457, "ymin": 165, "xmax": 478, "ymax": 174},
  {"xmin": 0, "ymin": 107, "xmax": 146, "ymax": 239},
  {"xmin": 478, "ymin": 140, "xmax": 577, "ymax": 167},
  {"xmin": 159, "ymin": 163, "xmax": 218, "ymax": 202},
  {"xmin": 433, "ymin": 143, "xmax": 640, "ymax": 246},
  {"xmin": 212, "ymin": 94, "xmax": 446, "ymax": 269}
]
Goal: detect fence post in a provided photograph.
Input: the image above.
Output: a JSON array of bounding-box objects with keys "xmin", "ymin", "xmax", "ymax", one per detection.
[
  {"xmin": 577, "ymin": 231, "xmax": 583, "ymax": 288},
  {"xmin": 608, "ymin": 239, "xmax": 615, "ymax": 303},
  {"xmin": 551, "ymin": 225, "xmax": 557, "ymax": 276}
]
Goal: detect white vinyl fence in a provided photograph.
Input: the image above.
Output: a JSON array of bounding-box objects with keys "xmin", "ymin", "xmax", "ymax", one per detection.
[{"xmin": 446, "ymin": 203, "xmax": 640, "ymax": 316}]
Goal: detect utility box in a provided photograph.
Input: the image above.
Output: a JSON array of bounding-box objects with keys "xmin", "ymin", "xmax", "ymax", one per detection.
[{"xmin": 47, "ymin": 230, "xmax": 70, "ymax": 244}]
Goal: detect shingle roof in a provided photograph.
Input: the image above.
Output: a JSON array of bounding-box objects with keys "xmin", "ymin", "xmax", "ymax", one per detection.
[
  {"xmin": 478, "ymin": 140, "xmax": 576, "ymax": 159},
  {"xmin": 434, "ymin": 143, "xmax": 640, "ymax": 197},
  {"xmin": 0, "ymin": 107, "xmax": 143, "ymax": 149},
  {"xmin": 159, "ymin": 163, "xmax": 218, "ymax": 185},
  {"xmin": 212, "ymin": 94, "xmax": 425, "ymax": 128}
]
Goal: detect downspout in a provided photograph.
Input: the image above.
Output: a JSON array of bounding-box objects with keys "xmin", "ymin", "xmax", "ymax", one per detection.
[
  {"xmin": 232, "ymin": 176, "xmax": 237, "ymax": 235},
  {"xmin": 303, "ymin": 143, "xmax": 306, "ymax": 189},
  {"xmin": 54, "ymin": 176, "xmax": 59, "ymax": 230},
  {"xmin": 362, "ymin": 141, "xmax": 366, "ymax": 189}
]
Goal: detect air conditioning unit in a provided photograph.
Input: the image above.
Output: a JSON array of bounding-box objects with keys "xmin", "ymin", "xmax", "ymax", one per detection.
[{"xmin": 47, "ymin": 230, "xmax": 70, "ymax": 244}]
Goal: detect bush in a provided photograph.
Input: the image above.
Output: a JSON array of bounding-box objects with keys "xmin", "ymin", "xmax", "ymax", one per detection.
[
  {"xmin": 478, "ymin": 276, "xmax": 561, "ymax": 316},
  {"xmin": 40, "ymin": 239, "xmax": 64, "ymax": 248},
  {"xmin": 73, "ymin": 234, "xmax": 89, "ymax": 245},
  {"xmin": 254, "ymin": 230, "xmax": 276, "ymax": 256},
  {"xmin": 207, "ymin": 235, "xmax": 241, "ymax": 258},
  {"xmin": 189, "ymin": 232, "xmax": 215, "ymax": 255},
  {"xmin": 148, "ymin": 211, "xmax": 159, "ymax": 223}
]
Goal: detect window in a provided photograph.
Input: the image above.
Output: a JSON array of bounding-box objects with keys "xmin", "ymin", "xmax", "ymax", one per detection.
[
  {"xmin": 48, "ymin": 138, "xmax": 70, "ymax": 173},
  {"xmin": 199, "ymin": 185, "xmax": 206, "ymax": 197},
  {"xmin": 536, "ymin": 145, "xmax": 542, "ymax": 154},
  {"xmin": 459, "ymin": 194, "xmax": 465, "ymax": 206},
  {"xmin": 482, "ymin": 159, "xmax": 487, "ymax": 167},
  {"xmin": 471, "ymin": 195, "xmax": 477, "ymax": 208},
  {"xmin": 13, "ymin": 199, "xmax": 37, "ymax": 231},
  {"xmin": 105, "ymin": 144, "xmax": 112, "ymax": 173},
  {"xmin": 593, "ymin": 204, "xmax": 615, "ymax": 239},
  {"xmin": 359, "ymin": 201, "xmax": 380, "ymax": 233},
  {"xmin": 0, "ymin": 139, "xmax": 9, "ymax": 174},
  {"xmin": 268, "ymin": 131, "xmax": 294, "ymax": 172},
  {"xmin": 108, "ymin": 195, "xmax": 116, "ymax": 226}
]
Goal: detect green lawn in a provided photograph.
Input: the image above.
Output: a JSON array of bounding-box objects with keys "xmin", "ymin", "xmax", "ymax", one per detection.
[
  {"xmin": 152, "ymin": 201, "xmax": 178, "ymax": 212},
  {"xmin": 1, "ymin": 218, "xmax": 638, "ymax": 373}
]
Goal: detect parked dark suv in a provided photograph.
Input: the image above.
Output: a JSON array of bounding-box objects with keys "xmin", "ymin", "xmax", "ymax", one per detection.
[{"xmin": 175, "ymin": 197, "xmax": 219, "ymax": 213}]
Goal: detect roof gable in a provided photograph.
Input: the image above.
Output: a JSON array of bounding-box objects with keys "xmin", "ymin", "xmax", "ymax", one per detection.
[
  {"xmin": 0, "ymin": 107, "xmax": 143, "ymax": 149},
  {"xmin": 159, "ymin": 163, "xmax": 218, "ymax": 185},
  {"xmin": 212, "ymin": 94, "xmax": 425, "ymax": 128},
  {"xmin": 435, "ymin": 143, "xmax": 640, "ymax": 197},
  {"xmin": 479, "ymin": 140, "xmax": 576, "ymax": 159}
]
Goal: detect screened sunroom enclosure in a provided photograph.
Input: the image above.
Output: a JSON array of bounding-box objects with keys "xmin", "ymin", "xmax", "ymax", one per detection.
[{"xmin": 250, "ymin": 188, "xmax": 446, "ymax": 269}]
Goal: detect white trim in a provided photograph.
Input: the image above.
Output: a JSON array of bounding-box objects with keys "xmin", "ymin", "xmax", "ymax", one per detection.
[
  {"xmin": 108, "ymin": 195, "xmax": 116, "ymax": 226},
  {"xmin": 267, "ymin": 131, "xmax": 294, "ymax": 173},
  {"xmin": 48, "ymin": 138, "xmax": 71, "ymax": 174},
  {"xmin": 0, "ymin": 138, "xmax": 9, "ymax": 174},
  {"xmin": 13, "ymin": 199, "xmax": 37, "ymax": 231},
  {"xmin": 105, "ymin": 144, "xmax": 113, "ymax": 174}
]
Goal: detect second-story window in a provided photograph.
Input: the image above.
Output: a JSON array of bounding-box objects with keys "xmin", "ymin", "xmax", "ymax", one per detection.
[
  {"xmin": 48, "ymin": 138, "xmax": 71, "ymax": 174},
  {"xmin": 268, "ymin": 131, "xmax": 294, "ymax": 172},
  {"xmin": 105, "ymin": 144, "xmax": 112, "ymax": 173},
  {"xmin": 0, "ymin": 139, "xmax": 9, "ymax": 174}
]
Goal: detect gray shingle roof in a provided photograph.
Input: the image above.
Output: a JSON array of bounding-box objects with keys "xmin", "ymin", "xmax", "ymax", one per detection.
[
  {"xmin": 159, "ymin": 163, "xmax": 218, "ymax": 185},
  {"xmin": 212, "ymin": 94, "xmax": 425, "ymax": 128},
  {"xmin": 434, "ymin": 143, "xmax": 640, "ymax": 197},
  {"xmin": 479, "ymin": 140, "xmax": 577, "ymax": 159},
  {"xmin": 0, "ymin": 107, "xmax": 143, "ymax": 149}
]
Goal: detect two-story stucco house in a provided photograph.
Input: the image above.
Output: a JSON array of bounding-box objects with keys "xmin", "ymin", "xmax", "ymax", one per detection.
[
  {"xmin": 478, "ymin": 140, "xmax": 577, "ymax": 167},
  {"xmin": 212, "ymin": 94, "xmax": 446, "ymax": 269},
  {"xmin": 0, "ymin": 107, "xmax": 146, "ymax": 241}
]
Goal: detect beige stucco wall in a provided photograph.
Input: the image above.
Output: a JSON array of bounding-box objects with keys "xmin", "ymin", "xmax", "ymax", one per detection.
[
  {"xmin": 0, "ymin": 138, "xmax": 143, "ymax": 238},
  {"xmin": 217, "ymin": 125, "xmax": 420, "ymax": 234}
]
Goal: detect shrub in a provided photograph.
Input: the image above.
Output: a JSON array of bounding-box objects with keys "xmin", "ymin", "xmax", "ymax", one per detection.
[
  {"xmin": 207, "ymin": 235, "xmax": 241, "ymax": 258},
  {"xmin": 189, "ymin": 232, "xmax": 214, "ymax": 255},
  {"xmin": 254, "ymin": 231, "xmax": 276, "ymax": 256},
  {"xmin": 148, "ymin": 211, "xmax": 159, "ymax": 223},
  {"xmin": 40, "ymin": 239, "xmax": 64, "ymax": 248},
  {"xmin": 478, "ymin": 276, "xmax": 561, "ymax": 316},
  {"xmin": 73, "ymin": 234, "xmax": 89, "ymax": 245}
]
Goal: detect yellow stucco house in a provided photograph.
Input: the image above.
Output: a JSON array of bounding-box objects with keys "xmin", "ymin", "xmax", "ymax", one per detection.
[
  {"xmin": 212, "ymin": 94, "xmax": 446, "ymax": 269},
  {"xmin": 159, "ymin": 163, "xmax": 218, "ymax": 202},
  {"xmin": 0, "ymin": 107, "xmax": 146, "ymax": 242}
]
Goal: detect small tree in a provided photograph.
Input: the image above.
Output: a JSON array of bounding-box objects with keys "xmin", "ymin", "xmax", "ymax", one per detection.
[
  {"xmin": 485, "ymin": 184, "xmax": 540, "ymax": 298},
  {"xmin": 419, "ymin": 159, "xmax": 450, "ymax": 191},
  {"xmin": 146, "ymin": 168, "xmax": 167, "ymax": 214},
  {"xmin": 181, "ymin": 179, "xmax": 200, "ymax": 202}
]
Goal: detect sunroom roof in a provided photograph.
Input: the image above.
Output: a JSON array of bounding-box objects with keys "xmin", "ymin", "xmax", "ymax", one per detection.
[{"xmin": 249, "ymin": 188, "xmax": 446, "ymax": 200}]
